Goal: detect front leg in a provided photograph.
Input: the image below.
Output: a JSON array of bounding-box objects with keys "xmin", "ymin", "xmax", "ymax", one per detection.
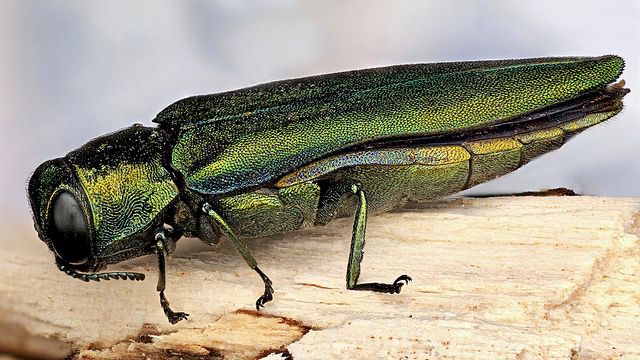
[
  {"xmin": 319, "ymin": 182, "xmax": 412, "ymax": 293},
  {"xmin": 155, "ymin": 231, "xmax": 189, "ymax": 324},
  {"xmin": 201, "ymin": 203, "xmax": 274, "ymax": 310}
]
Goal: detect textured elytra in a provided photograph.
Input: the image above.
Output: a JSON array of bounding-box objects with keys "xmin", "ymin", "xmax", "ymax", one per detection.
[
  {"xmin": 155, "ymin": 56, "xmax": 621, "ymax": 126},
  {"xmin": 159, "ymin": 56, "xmax": 624, "ymax": 195}
]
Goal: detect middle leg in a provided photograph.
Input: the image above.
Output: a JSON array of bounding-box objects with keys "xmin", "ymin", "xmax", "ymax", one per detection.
[{"xmin": 317, "ymin": 181, "xmax": 412, "ymax": 293}]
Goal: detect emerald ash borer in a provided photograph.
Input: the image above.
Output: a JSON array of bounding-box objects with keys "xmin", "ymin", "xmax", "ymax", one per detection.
[{"xmin": 28, "ymin": 55, "xmax": 629, "ymax": 323}]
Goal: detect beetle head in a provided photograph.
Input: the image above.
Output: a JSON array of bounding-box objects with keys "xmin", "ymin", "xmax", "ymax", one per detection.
[
  {"xmin": 28, "ymin": 158, "xmax": 100, "ymax": 272},
  {"xmin": 27, "ymin": 125, "xmax": 180, "ymax": 278}
]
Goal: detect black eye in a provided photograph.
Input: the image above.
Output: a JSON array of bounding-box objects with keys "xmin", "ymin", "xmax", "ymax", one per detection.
[{"xmin": 50, "ymin": 191, "xmax": 90, "ymax": 265}]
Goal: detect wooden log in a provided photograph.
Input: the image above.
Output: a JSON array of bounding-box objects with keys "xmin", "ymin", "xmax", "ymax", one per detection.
[{"xmin": 1, "ymin": 196, "xmax": 639, "ymax": 359}]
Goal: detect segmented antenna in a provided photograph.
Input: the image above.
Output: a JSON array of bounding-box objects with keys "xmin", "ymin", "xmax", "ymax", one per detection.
[{"xmin": 57, "ymin": 262, "xmax": 145, "ymax": 282}]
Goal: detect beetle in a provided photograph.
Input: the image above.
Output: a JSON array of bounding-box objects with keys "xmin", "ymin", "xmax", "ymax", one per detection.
[{"xmin": 28, "ymin": 55, "xmax": 629, "ymax": 324}]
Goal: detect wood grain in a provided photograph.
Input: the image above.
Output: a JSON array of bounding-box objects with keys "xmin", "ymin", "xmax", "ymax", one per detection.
[{"xmin": 1, "ymin": 196, "xmax": 639, "ymax": 359}]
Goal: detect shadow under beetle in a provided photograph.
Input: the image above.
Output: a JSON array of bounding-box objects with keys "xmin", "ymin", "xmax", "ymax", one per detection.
[{"xmin": 28, "ymin": 55, "xmax": 629, "ymax": 323}]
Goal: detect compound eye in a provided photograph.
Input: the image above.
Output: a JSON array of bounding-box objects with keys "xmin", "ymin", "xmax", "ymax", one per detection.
[{"xmin": 50, "ymin": 191, "xmax": 90, "ymax": 265}]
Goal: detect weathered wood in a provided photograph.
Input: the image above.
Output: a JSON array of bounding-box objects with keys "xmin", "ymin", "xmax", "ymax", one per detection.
[{"xmin": 1, "ymin": 196, "xmax": 639, "ymax": 359}]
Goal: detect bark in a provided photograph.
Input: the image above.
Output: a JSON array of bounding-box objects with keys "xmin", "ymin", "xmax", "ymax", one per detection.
[{"xmin": 1, "ymin": 196, "xmax": 639, "ymax": 359}]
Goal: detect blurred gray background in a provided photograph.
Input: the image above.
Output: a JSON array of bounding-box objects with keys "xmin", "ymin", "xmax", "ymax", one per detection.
[{"xmin": 0, "ymin": 1, "xmax": 638, "ymax": 254}]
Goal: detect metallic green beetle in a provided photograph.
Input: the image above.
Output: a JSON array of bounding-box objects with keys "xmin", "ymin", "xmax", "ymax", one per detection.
[{"xmin": 28, "ymin": 55, "xmax": 629, "ymax": 324}]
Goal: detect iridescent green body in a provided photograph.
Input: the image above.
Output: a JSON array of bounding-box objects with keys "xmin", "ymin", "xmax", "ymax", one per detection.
[
  {"xmin": 27, "ymin": 55, "xmax": 629, "ymax": 323},
  {"xmin": 159, "ymin": 56, "xmax": 623, "ymax": 195}
]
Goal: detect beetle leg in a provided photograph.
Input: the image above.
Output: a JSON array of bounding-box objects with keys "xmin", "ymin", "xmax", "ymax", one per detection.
[
  {"xmin": 155, "ymin": 230, "xmax": 189, "ymax": 324},
  {"xmin": 202, "ymin": 202, "xmax": 274, "ymax": 310},
  {"xmin": 320, "ymin": 182, "xmax": 412, "ymax": 293}
]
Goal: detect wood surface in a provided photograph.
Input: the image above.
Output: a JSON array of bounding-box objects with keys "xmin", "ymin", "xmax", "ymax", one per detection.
[{"xmin": 1, "ymin": 195, "xmax": 639, "ymax": 359}]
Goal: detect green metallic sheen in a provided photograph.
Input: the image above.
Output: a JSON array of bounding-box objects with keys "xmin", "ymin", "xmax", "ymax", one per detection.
[
  {"xmin": 26, "ymin": 55, "xmax": 629, "ymax": 323},
  {"xmin": 515, "ymin": 128, "xmax": 565, "ymax": 164},
  {"xmin": 217, "ymin": 182, "xmax": 320, "ymax": 237},
  {"xmin": 156, "ymin": 56, "xmax": 624, "ymax": 195},
  {"xmin": 67, "ymin": 126, "xmax": 180, "ymax": 252}
]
